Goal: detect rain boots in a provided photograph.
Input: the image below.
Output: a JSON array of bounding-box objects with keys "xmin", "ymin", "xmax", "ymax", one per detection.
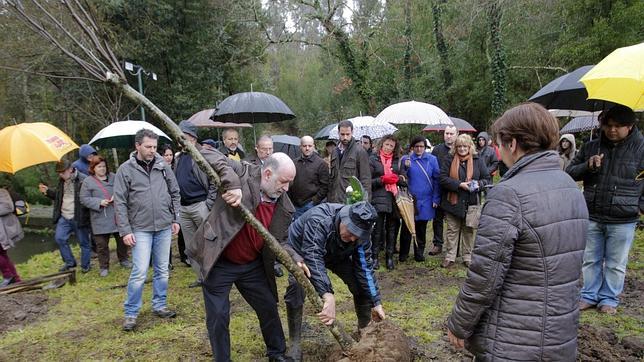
[
  {"xmin": 355, "ymin": 303, "xmax": 373, "ymax": 329},
  {"xmin": 286, "ymin": 306, "xmax": 303, "ymax": 362},
  {"xmin": 385, "ymin": 217, "xmax": 399, "ymax": 270}
]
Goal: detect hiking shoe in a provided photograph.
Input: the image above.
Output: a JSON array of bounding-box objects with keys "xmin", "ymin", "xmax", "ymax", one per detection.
[
  {"xmin": 274, "ymin": 263, "xmax": 284, "ymax": 277},
  {"xmin": 598, "ymin": 305, "xmax": 617, "ymax": 315},
  {"xmin": 122, "ymin": 317, "xmax": 137, "ymax": 331},
  {"xmin": 428, "ymin": 245, "xmax": 443, "ymax": 255},
  {"xmin": 152, "ymin": 307, "xmax": 177, "ymax": 319},
  {"xmin": 59, "ymin": 264, "xmax": 76, "ymax": 272},
  {"xmin": 119, "ymin": 260, "xmax": 132, "ymax": 268},
  {"xmin": 0, "ymin": 277, "xmax": 15, "ymax": 288},
  {"xmin": 81, "ymin": 266, "xmax": 91, "ymax": 273},
  {"xmin": 99, "ymin": 269, "xmax": 109, "ymax": 277},
  {"xmin": 188, "ymin": 280, "xmax": 202, "ymax": 288},
  {"xmin": 579, "ymin": 301, "xmax": 595, "ymax": 311},
  {"xmin": 441, "ymin": 260, "xmax": 454, "ymax": 268}
]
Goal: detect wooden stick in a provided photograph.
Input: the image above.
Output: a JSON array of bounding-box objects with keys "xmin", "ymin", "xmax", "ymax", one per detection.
[{"xmin": 106, "ymin": 73, "xmax": 356, "ymax": 350}]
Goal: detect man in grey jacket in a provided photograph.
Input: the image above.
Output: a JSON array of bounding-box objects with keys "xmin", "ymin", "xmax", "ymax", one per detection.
[{"xmin": 114, "ymin": 129, "xmax": 181, "ymax": 332}]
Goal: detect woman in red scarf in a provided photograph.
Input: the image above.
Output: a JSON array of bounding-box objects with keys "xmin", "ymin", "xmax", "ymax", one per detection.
[
  {"xmin": 438, "ymin": 134, "xmax": 490, "ymax": 268},
  {"xmin": 369, "ymin": 135, "xmax": 405, "ymax": 270}
]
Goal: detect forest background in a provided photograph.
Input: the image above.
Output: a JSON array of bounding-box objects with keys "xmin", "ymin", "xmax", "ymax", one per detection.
[{"xmin": 0, "ymin": 0, "xmax": 642, "ymax": 202}]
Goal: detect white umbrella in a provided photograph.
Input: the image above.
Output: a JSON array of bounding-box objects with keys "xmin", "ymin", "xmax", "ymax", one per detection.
[
  {"xmin": 329, "ymin": 116, "xmax": 398, "ymax": 140},
  {"xmin": 89, "ymin": 120, "xmax": 172, "ymax": 149},
  {"xmin": 375, "ymin": 101, "xmax": 451, "ymax": 125}
]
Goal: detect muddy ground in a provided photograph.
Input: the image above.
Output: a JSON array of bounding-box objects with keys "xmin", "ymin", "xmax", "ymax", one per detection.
[{"xmin": 1, "ymin": 258, "xmax": 642, "ymax": 361}]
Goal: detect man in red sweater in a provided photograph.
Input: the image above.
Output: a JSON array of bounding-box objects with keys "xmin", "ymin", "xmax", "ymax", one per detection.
[{"xmin": 190, "ymin": 152, "xmax": 297, "ymax": 362}]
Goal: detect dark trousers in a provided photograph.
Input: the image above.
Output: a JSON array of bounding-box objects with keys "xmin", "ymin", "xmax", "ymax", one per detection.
[
  {"xmin": 0, "ymin": 248, "xmax": 20, "ymax": 281},
  {"xmin": 371, "ymin": 211, "xmax": 400, "ymax": 258},
  {"xmin": 202, "ymin": 258, "xmax": 286, "ymax": 361},
  {"xmin": 432, "ymin": 207, "xmax": 445, "ymax": 247},
  {"xmin": 284, "ymin": 260, "xmax": 372, "ymax": 328},
  {"xmin": 93, "ymin": 233, "xmax": 128, "ymax": 270},
  {"xmin": 399, "ymin": 220, "xmax": 429, "ymax": 260}
]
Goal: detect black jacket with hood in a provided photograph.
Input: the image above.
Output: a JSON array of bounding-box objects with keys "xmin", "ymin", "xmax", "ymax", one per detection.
[
  {"xmin": 566, "ymin": 127, "xmax": 643, "ymax": 223},
  {"xmin": 476, "ymin": 132, "xmax": 499, "ymax": 176}
]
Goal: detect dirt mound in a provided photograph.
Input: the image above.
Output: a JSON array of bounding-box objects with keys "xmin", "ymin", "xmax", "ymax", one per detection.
[
  {"xmin": 0, "ymin": 291, "xmax": 55, "ymax": 334},
  {"xmin": 328, "ymin": 320, "xmax": 412, "ymax": 362},
  {"xmin": 577, "ymin": 324, "xmax": 643, "ymax": 361}
]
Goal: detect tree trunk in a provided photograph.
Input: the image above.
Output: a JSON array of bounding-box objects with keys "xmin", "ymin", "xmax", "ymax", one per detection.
[
  {"xmin": 487, "ymin": 0, "xmax": 507, "ymax": 118},
  {"xmin": 105, "ymin": 72, "xmax": 356, "ymax": 351},
  {"xmin": 431, "ymin": 0, "xmax": 452, "ymax": 88}
]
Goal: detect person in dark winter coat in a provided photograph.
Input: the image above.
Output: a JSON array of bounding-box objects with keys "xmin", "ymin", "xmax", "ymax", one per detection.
[
  {"xmin": 430, "ymin": 125, "xmax": 459, "ymax": 256},
  {"xmin": 244, "ymin": 135, "xmax": 274, "ymax": 166},
  {"xmin": 328, "ymin": 120, "xmax": 371, "ymax": 203},
  {"xmin": 218, "ymin": 128, "xmax": 245, "ymax": 161},
  {"xmin": 566, "ymin": 105, "xmax": 643, "ymax": 315},
  {"xmin": 39, "ymin": 159, "xmax": 91, "ymax": 272},
  {"xmin": 475, "ymin": 132, "xmax": 499, "ymax": 177},
  {"xmin": 72, "ymin": 144, "xmax": 98, "ymax": 176},
  {"xmin": 80, "ymin": 156, "xmax": 130, "ymax": 277},
  {"xmin": 439, "ymin": 134, "xmax": 490, "ymax": 268},
  {"xmin": 369, "ymin": 134, "xmax": 405, "ymax": 270},
  {"xmin": 283, "ymin": 201, "xmax": 385, "ymax": 361},
  {"xmin": 447, "ymin": 103, "xmax": 588, "ymax": 361},
  {"xmin": 289, "ymin": 136, "xmax": 329, "ymax": 220},
  {"xmin": 399, "ymin": 136, "xmax": 440, "ymax": 262}
]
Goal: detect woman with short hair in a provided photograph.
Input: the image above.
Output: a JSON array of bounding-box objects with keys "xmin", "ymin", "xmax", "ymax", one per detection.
[
  {"xmin": 80, "ymin": 156, "xmax": 130, "ymax": 277},
  {"xmin": 439, "ymin": 134, "xmax": 490, "ymax": 268},
  {"xmin": 446, "ymin": 103, "xmax": 588, "ymax": 361}
]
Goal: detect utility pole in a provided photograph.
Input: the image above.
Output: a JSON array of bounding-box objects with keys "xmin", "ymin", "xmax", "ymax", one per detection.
[{"xmin": 124, "ymin": 61, "xmax": 157, "ymax": 122}]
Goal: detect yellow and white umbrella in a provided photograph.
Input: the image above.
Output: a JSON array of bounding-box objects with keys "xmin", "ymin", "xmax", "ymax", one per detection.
[
  {"xmin": 580, "ymin": 42, "xmax": 644, "ymax": 110},
  {"xmin": 0, "ymin": 122, "xmax": 78, "ymax": 174}
]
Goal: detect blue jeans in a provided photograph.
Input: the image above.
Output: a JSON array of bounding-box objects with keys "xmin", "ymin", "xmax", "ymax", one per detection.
[
  {"xmin": 124, "ymin": 228, "xmax": 171, "ymax": 318},
  {"xmin": 580, "ymin": 221, "xmax": 637, "ymax": 308},
  {"xmin": 54, "ymin": 217, "xmax": 91, "ymax": 269},
  {"xmin": 292, "ymin": 201, "xmax": 314, "ymax": 221}
]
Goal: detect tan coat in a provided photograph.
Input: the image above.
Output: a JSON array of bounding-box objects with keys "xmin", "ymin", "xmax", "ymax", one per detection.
[{"xmin": 188, "ymin": 154, "xmax": 295, "ymax": 298}]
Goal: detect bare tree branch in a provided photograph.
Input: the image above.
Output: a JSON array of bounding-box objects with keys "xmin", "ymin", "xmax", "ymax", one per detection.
[{"xmin": 0, "ymin": 64, "xmax": 101, "ymax": 81}]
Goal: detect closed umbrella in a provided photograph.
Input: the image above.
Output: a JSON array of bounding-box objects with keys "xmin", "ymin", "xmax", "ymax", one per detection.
[
  {"xmin": 580, "ymin": 42, "xmax": 644, "ymax": 110},
  {"xmin": 375, "ymin": 101, "xmax": 451, "ymax": 125},
  {"xmin": 329, "ymin": 116, "xmax": 398, "ymax": 140},
  {"xmin": 423, "ymin": 117, "xmax": 476, "ymax": 133},
  {"xmin": 396, "ymin": 187, "xmax": 417, "ymax": 249},
  {"xmin": 0, "ymin": 122, "xmax": 78, "ymax": 174},
  {"xmin": 89, "ymin": 120, "xmax": 172, "ymax": 149}
]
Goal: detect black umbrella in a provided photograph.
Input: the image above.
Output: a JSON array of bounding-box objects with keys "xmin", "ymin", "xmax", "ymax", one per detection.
[
  {"xmin": 423, "ymin": 117, "xmax": 477, "ymax": 133},
  {"xmin": 314, "ymin": 123, "xmax": 338, "ymax": 140},
  {"xmin": 560, "ymin": 115, "xmax": 600, "ymax": 134},
  {"xmin": 213, "ymin": 92, "xmax": 295, "ymax": 123},
  {"xmin": 271, "ymin": 135, "xmax": 301, "ymax": 159},
  {"xmin": 529, "ymin": 65, "xmax": 611, "ymax": 111}
]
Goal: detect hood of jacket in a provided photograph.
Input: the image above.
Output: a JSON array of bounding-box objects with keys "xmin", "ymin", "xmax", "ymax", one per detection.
[
  {"xmin": 477, "ymin": 132, "xmax": 490, "ymax": 143},
  {"xmin": 558, "ymin": 134, "xmax": 576, "ymax": 156},
  {"xmin": 79, "ymin": 144, "xmax": 97, "ymax": 159}
]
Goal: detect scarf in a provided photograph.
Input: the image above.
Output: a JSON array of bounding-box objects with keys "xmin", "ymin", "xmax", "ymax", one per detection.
[
  {"xmin": 380, "ymin": 150, "xmax": 397, "ymax": 196},
  {"xmin": 448, "ymin": 153, "xmax": 473, "ymax": 205}
]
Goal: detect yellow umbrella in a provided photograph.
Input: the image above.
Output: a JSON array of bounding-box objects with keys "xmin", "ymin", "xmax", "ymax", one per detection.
[
  {"xmin": 0, "ymin": 122, "xmax": 78, "ymax": 174},
  {"xmin": 580, "ymin": 42, "xmax": 644, "ymax": 110}
]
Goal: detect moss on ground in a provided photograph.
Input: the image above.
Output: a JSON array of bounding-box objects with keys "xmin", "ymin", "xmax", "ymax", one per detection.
[{"xmin": 1, "ymin": 229, "xmax": 642, "ymax": 361}]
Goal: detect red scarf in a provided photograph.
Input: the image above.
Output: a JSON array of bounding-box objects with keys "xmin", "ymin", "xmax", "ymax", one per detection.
[
  {"xmin": 380, "ymin": 150, "xmax": 397, "ymax": 196},
  {"xmin": 448, "ymin": 153, "xmax": 473, "ymax": 205}
]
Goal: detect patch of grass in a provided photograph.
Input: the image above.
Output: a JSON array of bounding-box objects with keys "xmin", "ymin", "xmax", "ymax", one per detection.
[{"xmin": 2, "ymin": 227, "xmax": 642, "ymax": 360}]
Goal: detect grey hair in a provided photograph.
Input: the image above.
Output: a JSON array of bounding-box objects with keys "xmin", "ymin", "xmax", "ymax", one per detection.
[{"xmin": 134, "ymin": 128, "xmax": 159, "ymax": 145}]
